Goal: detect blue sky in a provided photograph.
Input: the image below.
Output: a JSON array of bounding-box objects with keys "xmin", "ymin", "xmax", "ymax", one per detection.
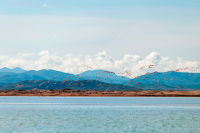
[{"xmin": 0, "ymin": 0, "xmax": 199, "ymax": 74}]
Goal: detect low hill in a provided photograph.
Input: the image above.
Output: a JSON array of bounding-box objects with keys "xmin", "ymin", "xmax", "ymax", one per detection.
[{"xmin": 0, "ymin": 80, "xmax": 136, "ymax": 91}]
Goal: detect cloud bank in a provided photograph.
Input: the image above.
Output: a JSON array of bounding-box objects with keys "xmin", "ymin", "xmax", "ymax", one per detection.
[{"xmin": 0, "ymin": 51, "xmax": 199, "ymax": 77}]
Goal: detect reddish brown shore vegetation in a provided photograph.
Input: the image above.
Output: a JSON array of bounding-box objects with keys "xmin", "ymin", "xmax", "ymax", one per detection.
[{"xmin": 0, "ymin": 89, "xmax": 200, "ymax": 97}]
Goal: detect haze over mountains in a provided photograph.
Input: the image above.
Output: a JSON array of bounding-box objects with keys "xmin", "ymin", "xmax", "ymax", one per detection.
[
  {"xmin": 0, "ymin": 67, "xmax": 199, "ymax": 91},
  {"xmin": 0, "ymin": 67, "xmax": 26, "ymax": 73}
]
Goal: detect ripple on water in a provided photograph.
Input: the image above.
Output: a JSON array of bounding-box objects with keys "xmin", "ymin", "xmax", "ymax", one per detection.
[{"xmin": 0, "ymin": 97, "xmax": 199, "ymax": 133}]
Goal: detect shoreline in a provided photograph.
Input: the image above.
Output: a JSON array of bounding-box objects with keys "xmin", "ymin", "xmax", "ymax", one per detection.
[{"xmin": 0, "ymin": 89, "xmax": 200, "ymax": 97}]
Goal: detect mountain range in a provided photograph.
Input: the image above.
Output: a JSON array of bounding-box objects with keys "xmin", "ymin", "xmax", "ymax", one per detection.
[
  {"xmin": 0, "ymin": 67, "xmax": 200, "ymax": 91},
  {"xmin": 127, "ymin": 71, "xmax": 200, "ymax": 90}
]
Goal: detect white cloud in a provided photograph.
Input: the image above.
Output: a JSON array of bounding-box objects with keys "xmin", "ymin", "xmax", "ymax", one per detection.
[{"xmin": 0, "ymin": 51, "xmax": 199, "ymax": 77}]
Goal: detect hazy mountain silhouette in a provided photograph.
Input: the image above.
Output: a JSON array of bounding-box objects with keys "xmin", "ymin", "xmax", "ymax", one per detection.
[
  {"xmin": 127, "ymin": 71, "xmax": 200, "ymax": 90},
  {"xmin": 0, "ymin": 67, "xmax": 26, "ymax": 73},
  {"xmin": 78, "ymin": 69, "xmax": 130, "ymax": 84}
]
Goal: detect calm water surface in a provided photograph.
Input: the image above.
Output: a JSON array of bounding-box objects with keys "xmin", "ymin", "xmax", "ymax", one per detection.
[{"xmin": 0, "ymin": 97, "xmax": 200, "ymax": 133}]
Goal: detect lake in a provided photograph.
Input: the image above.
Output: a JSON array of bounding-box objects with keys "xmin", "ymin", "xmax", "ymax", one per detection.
[{"xmin": 0, "ymin": 97, "xmax": 200, "ymax": 133}]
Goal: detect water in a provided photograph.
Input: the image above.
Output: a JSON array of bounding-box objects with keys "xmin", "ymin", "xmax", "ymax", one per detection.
[{"xmin": 0, "ymin": 97, "xmax": 200, "ymax": 133}]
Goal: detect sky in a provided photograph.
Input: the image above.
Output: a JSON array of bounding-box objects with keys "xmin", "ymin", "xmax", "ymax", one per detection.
[{"xmin": 0, "ymin": 0, "xmax": 199, "ymax": 76}]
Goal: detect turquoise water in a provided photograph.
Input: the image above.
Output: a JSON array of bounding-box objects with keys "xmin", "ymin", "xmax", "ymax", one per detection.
[{"xmin": 0, "ymin": 97, "xmax": 200, "ymax": 133}]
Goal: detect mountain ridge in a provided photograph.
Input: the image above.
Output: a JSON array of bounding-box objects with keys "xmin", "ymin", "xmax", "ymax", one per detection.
[
  {"xmin": 0, "ymin": 80, "xmax": 136, "ymax": 91},
  {"xmin": 0, "ymin": 67, "xmax": 199, "ymax": 90},
  {"xmin": 0, "ymin": 67, "xmax": 26, "ymax": 73}
]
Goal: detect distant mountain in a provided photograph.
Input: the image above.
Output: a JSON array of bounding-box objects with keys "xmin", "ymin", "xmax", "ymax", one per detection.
[
  {"xmin": 0, "ymin": 68, "xmax": 130, "ymax": 85},
  {"xmin": 0, "ymin": 73, "xmax": 46, "ymax": 85},
  {"xmin": 0, "ymin": 69, "xmax": 78, "ymax": 85},
  {"xmin": 0, "ymin": 67, "xmax": 26, "ymax": 73},
  {"xmin": 127, "ymin": 71, "xmax": 200, "ymax": 90},
  {"xmin": 0, "ymin": 68, "xmax": 200, "ymax": 91},
  {"xmin": 78, "ymin": 70, "xmax": 130, "ymax": 85},
  {"xmin": 24, "ymin": 69, "xmax": 79, "ymax": 81},
  {"xmin": 0, "ymin": 80, "xmax": 136, "ymax": 91}
]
